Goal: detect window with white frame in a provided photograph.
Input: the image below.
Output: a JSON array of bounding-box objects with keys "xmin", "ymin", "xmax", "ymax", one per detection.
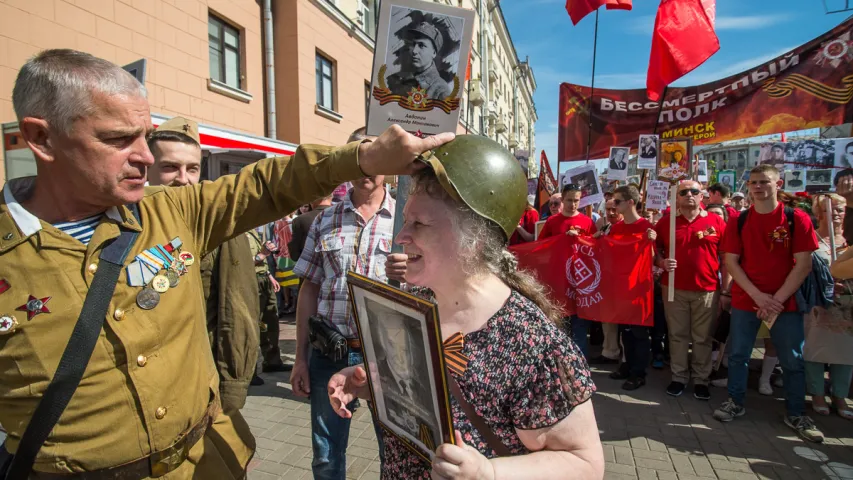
[{"xmin": 209, "ymin": 14, "xmax": 241, "ymax": 89}]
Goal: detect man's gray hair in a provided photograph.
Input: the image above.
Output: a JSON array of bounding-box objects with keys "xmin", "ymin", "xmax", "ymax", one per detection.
[{"xmin": 12, "ymin": 49, "xmax": 147, "ymax": 134}]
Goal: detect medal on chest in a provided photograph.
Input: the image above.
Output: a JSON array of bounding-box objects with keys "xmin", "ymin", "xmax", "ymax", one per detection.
[
  {"xmin": 768, "ymin": 226, "xmax": 790, "ymax": 251},
  {"xmin": 125, "ymin": 237, "xmax": 194, "ymax": 310}
]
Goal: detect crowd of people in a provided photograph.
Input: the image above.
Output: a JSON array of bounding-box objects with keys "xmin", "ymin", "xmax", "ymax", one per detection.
[{"xmin": 507, "ymin": 164, "xmax": 853, "ymax": 445}]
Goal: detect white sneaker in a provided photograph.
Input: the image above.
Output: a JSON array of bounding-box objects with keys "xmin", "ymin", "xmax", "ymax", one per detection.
[
  {"xmin": 711, "ymin": 378, "xmax": 728, "ymax": 388},
  {"xmin": 759, "ymin": 382, "xmax": 773, "ymax": 396}
]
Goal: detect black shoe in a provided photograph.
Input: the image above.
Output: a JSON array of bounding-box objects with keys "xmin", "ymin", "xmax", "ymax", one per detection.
[
  {"xmin": 263, "ymin": 363, "xmax": 293, "ymax": 373},
  {"xmin": 250, "ymin": 375, "xmax": 265, "ymax": 386},
  {"xmin": 609, "ymin": 365, "xmax": 630, "ymax": 380},
  {"xmin": 622, "ymin": 376, "xmax": 646, "ymax": 391},
  {"xmin": 693, "ymin": 384, "xmax": 711, "ymax": 400},
  {"xmin": 590, "ymin": 355, "xmax": 620, "ymax": 365},
  {"xmin": 666, "ymin": 381, "xmax": 686, "ymax": 397}
]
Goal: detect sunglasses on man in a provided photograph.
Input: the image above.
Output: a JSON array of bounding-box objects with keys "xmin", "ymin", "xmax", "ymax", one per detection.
[{"xmin": 678, "ymin": 188, "xmax": 701, "ymax": 197}]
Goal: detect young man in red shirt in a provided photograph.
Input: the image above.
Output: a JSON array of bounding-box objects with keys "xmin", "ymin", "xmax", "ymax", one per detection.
[
  {"xmin": 540, "ymin": 183, "xmax": 598, "ymax": 356},
  {"xmin": 606, "ymin": 185, "xmax": 656, "ymax": 390},
  {"xmin": 538, "ymin": 184, "xmax": 598, "ymax": 239},
  {"xmin": 715, "ymin": 165, "xmax": 823, "ymax": 443},
  {"xmin": 654, "ymin": 180, "xmax": 728, "ymax": 401},
  {"xmin": 708, "ymin": 182, "xmax": 740, "ymax": 220}
]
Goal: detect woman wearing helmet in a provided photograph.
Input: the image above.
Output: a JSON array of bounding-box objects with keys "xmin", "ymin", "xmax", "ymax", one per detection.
[{"xmin": 327, "ymin": 136, "xmax": 604, "ymax": 479}]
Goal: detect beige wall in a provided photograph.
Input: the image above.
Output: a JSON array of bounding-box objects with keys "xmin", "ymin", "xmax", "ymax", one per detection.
[
  {"xmin": 273, "ymin": 0, "xmax": 374, "ymax": 146},
  {"xmin": 0, "ymin": 0, "xmax": 267, "ymax": 184}
]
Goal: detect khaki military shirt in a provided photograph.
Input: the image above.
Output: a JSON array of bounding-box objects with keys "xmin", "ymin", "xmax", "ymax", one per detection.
[
  {"xmin": 245, "ymin": 229, "xmax": 270, "ymax": 276},
  {"xmin": 0, "ymin": 142, "xmax": 364, "ymax": 476}
]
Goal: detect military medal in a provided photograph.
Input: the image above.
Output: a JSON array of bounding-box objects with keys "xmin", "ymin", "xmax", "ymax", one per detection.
[
  {"xmin": 136, "ymin": 288, "xmax": 160, "ymax": 310},
  {"xmin": 0, "ymin": 315, "xmax": 18, "ymax": 335},
  {"xmin": 151, "ymin": 275, "xmax": 170, "ymax": 293},
  {"xmin": 165, "ymin": 269, "xmax": 180, "ymax": 288},
  {"xmin": 0, "ymin": 279, "xmax": 10, "ymax": 294},
  {"xmin": 179, "ymin": 252, "xmax": 195, "ymax": 266},
  {"xmin": 16, "ymin": 295, "xmax": 51, "ymax": 320}
]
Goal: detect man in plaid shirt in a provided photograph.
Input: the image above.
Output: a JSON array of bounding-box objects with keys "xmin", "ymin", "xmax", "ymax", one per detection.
[{"xmin": 291, "ymin": 128, "xmax": 407, "ymax": 480}]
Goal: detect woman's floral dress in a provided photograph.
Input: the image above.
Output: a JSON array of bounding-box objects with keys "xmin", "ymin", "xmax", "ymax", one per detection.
[{"xmin": 378, "ymin": 289, "xmax": 596, "ymax": 479}]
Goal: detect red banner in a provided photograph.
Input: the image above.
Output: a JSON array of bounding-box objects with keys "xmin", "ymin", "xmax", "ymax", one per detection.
[
  {"xmin": 535, "ymin": 151, "xmax": 558, "ymax": 212},
  {"xmin": 559, "ymin": 16, "xmax": 853, "ymax": 162},
  {"xmin": 510, "ymin": 234, "xmax": 653, "ymax": 325}
]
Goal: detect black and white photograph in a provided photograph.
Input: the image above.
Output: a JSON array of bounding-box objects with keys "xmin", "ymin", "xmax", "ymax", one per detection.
[
  {"xmin": 783, "ymin": 170, "xmax": 806, "ymax": 193},
  {"xmin": 759, "ymin": 142, "xmax": 789, "ymax": 166},
  {"xmin": 762, "ymin": 139, "xmax": 836, "ymax": 168},
  {"xmin": 562, "ymin": 163, "xmax": 603, "ymax": 209},
  {"xmin": 717, "ymin": 170, "xmax": 736, "ymax": 189},
  {"xmin": 697, "ymin": 160, "xmax": 708, "ymax": 182},
  {"xmin": 834, "ymin": 138, "xmax": 853, "ymax": 170},
  {"xmin": 347, "ymin": 272, "xmax": 453, "ymax": 460},
  {"xmin": 607, "ymin": 146, "xmax": 630, "ymax": 181},
  {"xmin": 367, "ymin": 0, "xmax": 475, "ymax": 136},
  {"xmin": 806, "ymin": 168, "xmax": 833, "ymax": 192},
  {"xmin": 638, "ymin": 134, "xmax": 658, "ymax": 170}
]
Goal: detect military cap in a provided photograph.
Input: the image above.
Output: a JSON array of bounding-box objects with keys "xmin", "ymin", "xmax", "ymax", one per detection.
[
  {"xmin": 155, "ymin": 116, "xmax": 200, "ymax": 146},
  {"xmin": 407, "ymin": 22, "xmax": 443, "ymax": 53}
]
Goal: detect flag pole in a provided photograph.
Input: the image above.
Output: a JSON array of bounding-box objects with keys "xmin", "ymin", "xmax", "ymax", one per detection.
[{"xmin": 584, "ymin": 9, "xmax": 600, "ymax": 164}]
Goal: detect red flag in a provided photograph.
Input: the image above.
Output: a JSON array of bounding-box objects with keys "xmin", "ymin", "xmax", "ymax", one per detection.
[
  {"xmin": 605, "ymin": 0, "xmax": 632, "ymax": 10},
  {"xmin": 565, "ymin": 0, "xmax": 606, "ymax": 25},
  {"xmin": 510, "ymin": 234, "xmax": 653, "ymax": 325},
  {"xmin": 646, "ymin": 0, "xmax": 719, "ymax": 101},
  {"xmin": 535, "ymin": 151, "xmax": 558, "ymax": 212}
]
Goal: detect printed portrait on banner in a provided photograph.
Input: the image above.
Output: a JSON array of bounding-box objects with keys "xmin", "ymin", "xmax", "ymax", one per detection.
[
  {"xmin": 783, "ymin": 170, "xmax": 806, "ymax": 193},
  {"xmin": 367, "ymin": 0, "xmax": 475, "ymax": 136},
  {"xmin": 806, "ymin": 169, "xmax": 833, "ymax": 192}
]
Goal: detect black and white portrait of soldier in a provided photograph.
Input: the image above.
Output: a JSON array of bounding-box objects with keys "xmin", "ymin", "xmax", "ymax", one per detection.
[
  {"xmin": 364, "ymin": 297, "xmax": 439, "ymax": 447},
  {"xmin": 639, "ymin": 135, "xmax": 657, "ymax": 161},
  {"xmin": 609, "ymin": 147, "xmax": 629, "ymax": 171},
  {"xmin": 385, "ymin": 7, "xmax": 464, "ymax": 101}
]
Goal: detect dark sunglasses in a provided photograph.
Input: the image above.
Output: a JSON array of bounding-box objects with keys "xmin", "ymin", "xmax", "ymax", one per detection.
[{"xmin": 678, "ymin": 188, "xmax": 701, "ymax": 197}]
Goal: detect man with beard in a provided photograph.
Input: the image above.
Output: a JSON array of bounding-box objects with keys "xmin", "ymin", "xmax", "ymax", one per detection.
[
  {"xmin": 386, "ymin": 18, "xmax": 453, "ymax": 100},
  {"xmin": 147, "ymin": 116, "xmax": 265, "ymax": 397}
]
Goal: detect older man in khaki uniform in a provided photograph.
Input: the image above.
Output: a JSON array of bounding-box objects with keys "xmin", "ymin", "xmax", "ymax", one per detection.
[
  {"xmin": 0, "ymin": 49, "xmax": 452, "ymax": 478},
  {"xmin": 147, "ymin": 116, "xmax": 263, "ymax": 410}
]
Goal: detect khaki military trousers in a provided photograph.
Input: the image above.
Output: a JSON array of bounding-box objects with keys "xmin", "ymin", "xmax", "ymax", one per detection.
[
  {"xmin": 662, "ymin": 287, "xmax": 716, "ymax": 385},
  {"xmin": 257, "ymin": 275, "xmax": 282, "ymax": 366}
]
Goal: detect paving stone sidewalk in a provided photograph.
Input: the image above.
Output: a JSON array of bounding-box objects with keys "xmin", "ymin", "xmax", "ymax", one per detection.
[{"xmin": 244, "ymin": 316, "xmax": 853, "ymax": 480}]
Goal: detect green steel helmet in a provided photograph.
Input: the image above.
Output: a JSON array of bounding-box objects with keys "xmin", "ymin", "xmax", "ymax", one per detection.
[{"xmin": 418, "ymin": 135, "xmax": 528, "ymax": 241}]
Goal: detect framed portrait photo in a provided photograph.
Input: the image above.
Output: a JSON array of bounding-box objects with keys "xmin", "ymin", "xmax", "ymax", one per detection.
[
  {"xmin": 366, "ymin": 0, "xmax": 476, "ymax": 137},
  {"xmin": 606, "ymin": 146, "xmax": 630, "ymax": 181},
  {"xmin": 657, "ymin": 137, "xmax": 692, "ymax": 183},
  {"xmin": 346, "ymin": 272, "xmax": 454, "ymax": 461},
  {"xmin": 717, "ymin": 170, "xmax": 737, "ymax": 190}
]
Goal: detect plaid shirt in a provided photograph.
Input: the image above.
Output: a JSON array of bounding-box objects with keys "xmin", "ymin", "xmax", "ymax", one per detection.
[{"xmin": 293, "ymin": 188, "xmax": 395, "ymax": 337}]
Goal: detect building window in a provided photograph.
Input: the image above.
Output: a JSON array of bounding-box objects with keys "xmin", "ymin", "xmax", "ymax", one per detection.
[
  {"xmin": 316, "ymin": 53, "xmax": 335, "ymax": 111},
  {"xmin": 209, "ymin": 14, "xmax": 241, "ymax": 89}
]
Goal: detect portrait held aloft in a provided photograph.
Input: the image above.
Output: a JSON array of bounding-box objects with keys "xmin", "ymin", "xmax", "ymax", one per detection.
[
  {"xmin": 346, "ymin": 272, "xmax": 453, "ymax": 460},
  {"xmin": 657, "ymin": 137, "xmax": 692, "ymax": 183},
  {"xmin": 367, "ymin": 0, "xmax": 475, "ymax": 136}
]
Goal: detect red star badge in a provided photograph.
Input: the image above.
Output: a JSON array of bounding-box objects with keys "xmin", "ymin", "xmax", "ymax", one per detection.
[{"xmin": 16, "ymin": 295, "xmax": 51, "ymax": 320}]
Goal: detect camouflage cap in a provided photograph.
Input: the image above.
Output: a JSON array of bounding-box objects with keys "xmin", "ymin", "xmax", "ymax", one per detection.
[
  {"xmin": 155, "ymin": 116, "xmax": 200, "ymax": 145},
  {"xmin": 406, "ymin": 22, "xmax": 443, "ymax": 53}
]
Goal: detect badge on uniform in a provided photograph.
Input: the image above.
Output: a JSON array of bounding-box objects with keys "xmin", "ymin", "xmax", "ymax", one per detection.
[
  {"xmin": 127, "ymin": 237, "xmax": 194, "ymax": 309},
  {"xmin": 16, "ymin": 295, "xmax": 51, "ymax": 320},
  {"xmin": 0, "ymin": 315, "xmax": 18, "ymax": 335}
]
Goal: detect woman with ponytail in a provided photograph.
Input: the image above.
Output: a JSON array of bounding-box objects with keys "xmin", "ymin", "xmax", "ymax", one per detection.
[{"xmin": 327, "ymin": 136, "xmax": 603, "ymax": 479}]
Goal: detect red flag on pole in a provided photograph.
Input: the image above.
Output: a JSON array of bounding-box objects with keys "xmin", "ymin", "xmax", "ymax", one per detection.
[
  {"xmin": 605, "ymin": 0, "xmax": 632, "ymax": 10},
  {"xmin": 565, "ymin": 0, "xmax": 606, "ymax": 25},
  {"xmin": 646, "ymin": 0, "xmax": 719, "ymax": 101}
]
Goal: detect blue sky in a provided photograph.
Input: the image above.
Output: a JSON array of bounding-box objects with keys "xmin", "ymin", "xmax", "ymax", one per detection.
[{"xmin": 501, "ymin": 0, "xmax": 849, "ymax": 177}]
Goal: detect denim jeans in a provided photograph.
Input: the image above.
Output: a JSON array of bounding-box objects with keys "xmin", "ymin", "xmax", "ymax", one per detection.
[
  {"xmin": 620, "ymin": 325, "xmax": 651, "ymax": 377},
  {"xmin": 309, "ymin": 348, "xmax": 371, "ymax": 480},
  {"xmin": 727, "ymin": 308, "xmax": 806, "ymax": 417},
  {"xmin": 567, "ymin": 316, "xmax": 592, "ymax": 358}
]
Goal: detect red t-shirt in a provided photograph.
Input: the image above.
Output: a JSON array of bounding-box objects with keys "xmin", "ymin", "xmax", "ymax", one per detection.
[
  {"xmin": 720, "ymin": 203, "xmax": 818, "ymax": 312},
  {"xmin": 655, "ymin": 211, "xmax": 727, "ymax": 292},
  {"xmin": 724, "ymin": 204, "xmax": 740, "ymax": 220},
  {"xmin": 510, "ymin": 208, "xmax": 540, "ymax": 245},
  {"xmin": 610, "ymin": 218, "xmax": 654, "ymax": 236},
  {"xmin": 538, "ymin": 212, "xmax": 597, "ymax": 239}
]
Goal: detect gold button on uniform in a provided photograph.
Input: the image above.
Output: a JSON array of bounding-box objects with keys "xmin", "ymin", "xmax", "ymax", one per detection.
[
  {"xmin": 113, "ymin": 308, "xmax": 125, "ymax": 321},
  {"xmin": 88, "ymin": 263, "xmax": 98, "ymax": 274},
  {"xmin": 155, "ymin": 406, "xmax": 167, "ymax": 419},
  {"xmin": 137, "ymin": 355, "xmax": 147, "ymax": 367}
]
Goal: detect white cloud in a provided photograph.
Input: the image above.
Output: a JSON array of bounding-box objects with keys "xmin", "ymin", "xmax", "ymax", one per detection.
[{"xmin": 629, "ymin": 13, "xmax": 792, "ymax": 36}]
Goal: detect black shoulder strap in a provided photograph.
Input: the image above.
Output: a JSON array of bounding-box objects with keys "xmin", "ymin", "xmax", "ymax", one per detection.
[
  {"xmin": 5, "ymin": 205, "xmax": 141, "ymax": 479},
  {"xmin": 737, "ymin": 208, "xmax": 749, "ymax": 236},
  {"xmin": 784, "ymin": 206, "xmax": 796, "ymax": 243}
]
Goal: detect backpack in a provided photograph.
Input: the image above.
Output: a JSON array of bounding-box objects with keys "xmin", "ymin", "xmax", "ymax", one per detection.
[{"xmin": 737, "ymin": 207, "xmax": 834, "ymax": 313}]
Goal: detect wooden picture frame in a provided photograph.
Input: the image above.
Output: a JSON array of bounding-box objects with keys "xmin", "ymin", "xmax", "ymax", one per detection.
[{"xmin": 346, "ymin": 272, "xmax": 454, "ymax": 461}]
